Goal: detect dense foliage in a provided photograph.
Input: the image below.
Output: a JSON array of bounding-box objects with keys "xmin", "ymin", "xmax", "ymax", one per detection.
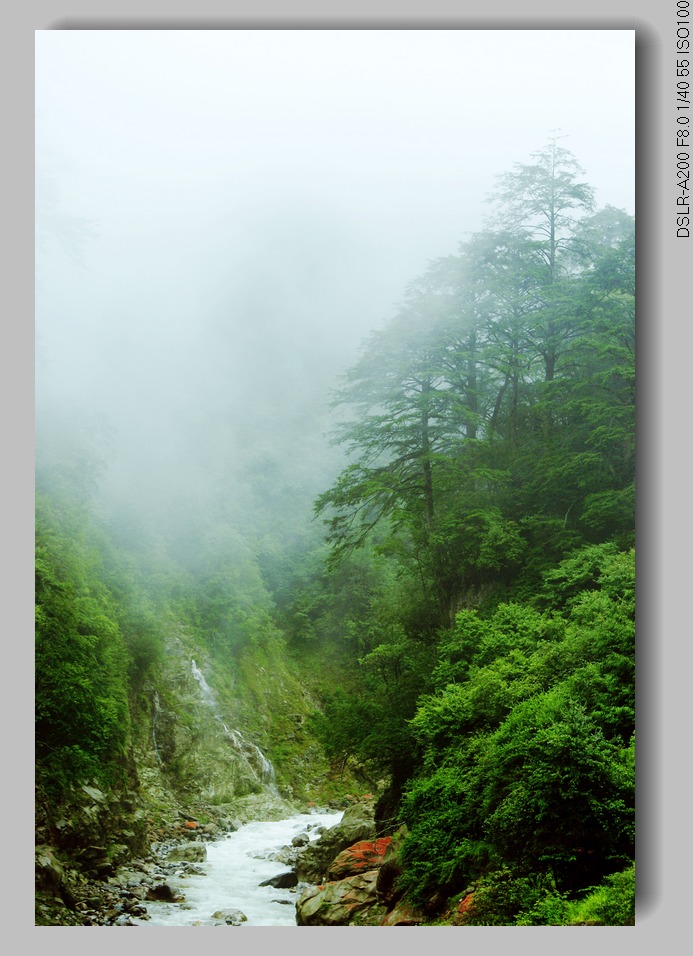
[
  {"xmin": 35, "ymin": 492, "xmax": 135, "ymax": 793},
  {"xmin": 305, "ymin": 142, "xmax": 636, "ymax": 922},
  {"xmin": 315, "ymin": 145, "xmax": 634, "ymax": 617},
  {"xmin": 398, "ymin": 546, "xmax": 634, "ymax": 906}
]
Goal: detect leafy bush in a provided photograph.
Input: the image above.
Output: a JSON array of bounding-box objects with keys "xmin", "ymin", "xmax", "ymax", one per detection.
[
  {"xmin": 566, "ymin": 864, "xmax": 636, "ymax": 925},
  {"xmin": 35, "ymin": 502, "xmax": 132, "ymax": 795},
  {"xmin": 397, "ymin": 746, "xmax": 492, "ymax": 903},
  {"xmin": 396, "ymin": 545, "xmax": 635, "ymax": 906},
  {"xmin": 458, "ymin": 868, "xmax": 570, "ymax": 926}
]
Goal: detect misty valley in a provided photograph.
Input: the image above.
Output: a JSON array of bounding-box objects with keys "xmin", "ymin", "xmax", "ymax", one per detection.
[{"xmin": 35, "ymin": 139, "xmax": 635, "ymax": 927}]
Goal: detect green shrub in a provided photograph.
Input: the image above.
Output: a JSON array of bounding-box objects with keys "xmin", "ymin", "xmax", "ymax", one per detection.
[
  {"xmin": 567, "ymin": 864, "xmax": 636, "ymax": 925},
  {"xmin": 459, "ymin": 868, "xmax": 570, "ymax": 926},
  {"xmin": 35, "ymin": 520, "xmax": 131, "ymax": 796}
]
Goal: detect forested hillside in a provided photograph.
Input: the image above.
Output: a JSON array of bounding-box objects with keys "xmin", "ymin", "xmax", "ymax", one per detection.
[{"xmin": 35, "ymin": 142, "xmax": 635, "ymax": 925}]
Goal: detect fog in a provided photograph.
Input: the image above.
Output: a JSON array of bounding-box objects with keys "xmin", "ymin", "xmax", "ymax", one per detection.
[{"xmin": 35, "ymin": 29, "xmax": 634, "ymax": 555}]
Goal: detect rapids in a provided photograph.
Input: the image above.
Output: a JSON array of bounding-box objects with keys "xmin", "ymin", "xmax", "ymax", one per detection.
[{"xmin": 135, "ymin": 809, "xmax": 343, "ymax": 926}]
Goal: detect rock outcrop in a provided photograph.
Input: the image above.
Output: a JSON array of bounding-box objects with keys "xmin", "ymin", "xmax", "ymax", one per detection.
[
  {"xmin": 296, "ymin": 869, "xmax": 388, "ymax": 926},
  {"xmin": 294, "ymin": 819, "xmax": 420, "ymax": 927},
  {"xmin": 326, "ymin": 836, "xmax": 392, "ymax": 880},
  {"xmin": 378, "ymin": 900, "xmax": 425, "ymax": 926},
  {"xmin": 294, "ymin": 800, "xmax": 376, "ymax": 883},
  {"xmin": 35, "ymin": 845, "xmax": 76, "ymax": 909}
]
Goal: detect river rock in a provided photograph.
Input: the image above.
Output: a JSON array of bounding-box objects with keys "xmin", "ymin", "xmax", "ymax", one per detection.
[
  {"xmin": 268, "ymin": 845, "xmax": 298, "ymax": 866},
  {"xmin": 295, "ymin": 869, "xmax": 387, "ymax": 926},
  {"xmin": 166, "ymin": 843, "xmax": 207, "ymax": 862},
  {"xmin": 122, "ymin": 883, "xmax": 149, "ymax": 900},
  {"xmin": 259, "ymin": 871, "xmax": 298, "ymax": 888},
  {"xmin": 147, "ymin": 883, "xmax": 182, "ymax": 902},
  {"xmin": 211, "ymin": 908, "xmax": 247, "ymax": 925}
]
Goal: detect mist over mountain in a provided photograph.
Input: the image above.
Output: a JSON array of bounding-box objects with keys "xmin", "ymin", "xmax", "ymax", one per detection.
[{"xmin": 35, "ymin": 31, "xmax": 634, "ymax": 560}]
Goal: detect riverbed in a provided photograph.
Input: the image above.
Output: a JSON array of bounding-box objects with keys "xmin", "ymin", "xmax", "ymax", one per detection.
[{"xmin": 134, "ymin": 809, "xmax": 343, "ymax": 926}]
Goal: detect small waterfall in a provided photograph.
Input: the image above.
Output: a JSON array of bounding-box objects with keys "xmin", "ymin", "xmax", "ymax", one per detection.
[
  {"xmin": 191, "ymin": 659, "xmax": 215, "ymax": 704},
  {"xmin": 221, "ymin": 724, "xmax": 276, "ymax": 785},
  {"xmin": 190, "ymin": 660, "xmax": 276, "ymax": 787}
]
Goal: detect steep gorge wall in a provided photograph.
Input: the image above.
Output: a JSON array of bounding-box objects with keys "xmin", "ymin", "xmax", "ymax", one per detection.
[{"xmin": 36, "ymin": 621, "xmax": 358, "ymax": 904}]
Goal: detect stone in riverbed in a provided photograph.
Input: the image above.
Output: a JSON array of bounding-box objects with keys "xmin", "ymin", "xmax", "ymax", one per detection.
[
  {"xmin": 211, "ymin": 908, "xmax": 247, "ymax": 925},
  {"xmin": 166, "ymin": 843, "xmax": 207, "ymax": 862},
  {"xmin": 146, "ymin": 883, "xmax": 183, "ymax": 902},
  {"xmin": 259, "ymin": 870, "xmax": 298, "ymax": 888}
]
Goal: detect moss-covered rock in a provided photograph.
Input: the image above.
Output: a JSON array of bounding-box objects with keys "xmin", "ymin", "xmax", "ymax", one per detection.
[{"xmin": 296, "ymin": 870, "xmax": 387, "ymax": 926}]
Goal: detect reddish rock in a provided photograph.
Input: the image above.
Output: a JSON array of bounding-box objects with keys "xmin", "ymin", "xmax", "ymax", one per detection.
[
  {"xmin": 326, "ymin": 837, "xmax": 393, "ymax": 880},
  {"xmin": 455, "ymin": 892, "xmax": 475, "ymax": 924},
  {"xmin": 183, "ymin": 820, "xmax": 198, "ymax": 829},
  {"xmin": 295, "ymin": 803, "xmax": 376, "ymax": 883}
]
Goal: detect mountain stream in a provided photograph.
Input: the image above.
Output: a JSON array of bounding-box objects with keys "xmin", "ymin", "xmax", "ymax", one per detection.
[{"xmin": 134, "ymin": 809, "xmax": 343, "ymax": 926}]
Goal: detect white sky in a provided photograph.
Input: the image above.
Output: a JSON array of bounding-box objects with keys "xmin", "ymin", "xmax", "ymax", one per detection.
[
  {"xmin": 34, "ymin": 29, "xmax": 635, "ymax": 506},
  {"xmin": 36, "ymin": 30, "xmax": 634, "ymax": 259}
]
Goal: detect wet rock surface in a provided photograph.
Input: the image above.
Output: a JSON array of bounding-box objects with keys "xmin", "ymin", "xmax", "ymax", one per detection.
[
  {"xmin": 259, "ymin": 870, "xmax": 299, "ymax": 888},
  {"xmin": 36, "ymin": 842, "xmax": 210, "ymax": 926},
  {"xmin": 292, "ymin": 812, "xmax": 425, "ymax": 926},
  {"xmin": 294, "ymin": 800, "xmax": 377, "ymax": 883},
  {"xmin": 35, "ymin": 797, "xmax": 415, "ymax": 927},
  {"xmin": 210, "ymin": 907, "xmax": 247, "ymax": 925}
]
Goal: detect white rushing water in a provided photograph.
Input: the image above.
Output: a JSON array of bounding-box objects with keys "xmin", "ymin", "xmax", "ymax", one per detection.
[{"xmin": 136, "ymin": 809, "xmax": 343, "ymax": 926}]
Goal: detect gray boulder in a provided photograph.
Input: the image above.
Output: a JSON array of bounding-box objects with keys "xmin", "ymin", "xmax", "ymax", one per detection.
[
  {"xmin": 259, "ymin": 870, "xmax": 298, "ymax": 888},
  {"xmin": 166, "ymin": 842, "xmax": 207, "ymax": 863},
  {"xmin": 211, "ymin": 908, "xmax": 247, "ymax": 925},
  {"xmin": 295, "ymin": 869, "xmax": 387, "ymax": 926}
]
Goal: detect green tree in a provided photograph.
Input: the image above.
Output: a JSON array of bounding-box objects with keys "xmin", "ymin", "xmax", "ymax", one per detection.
[
  {"xmin": 35, "ymin": 516, "xmax": 131, "ymax": 792},
  {"xmin": 481, "ymin": 690, "xmax": 634, "ymax": 891}
]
